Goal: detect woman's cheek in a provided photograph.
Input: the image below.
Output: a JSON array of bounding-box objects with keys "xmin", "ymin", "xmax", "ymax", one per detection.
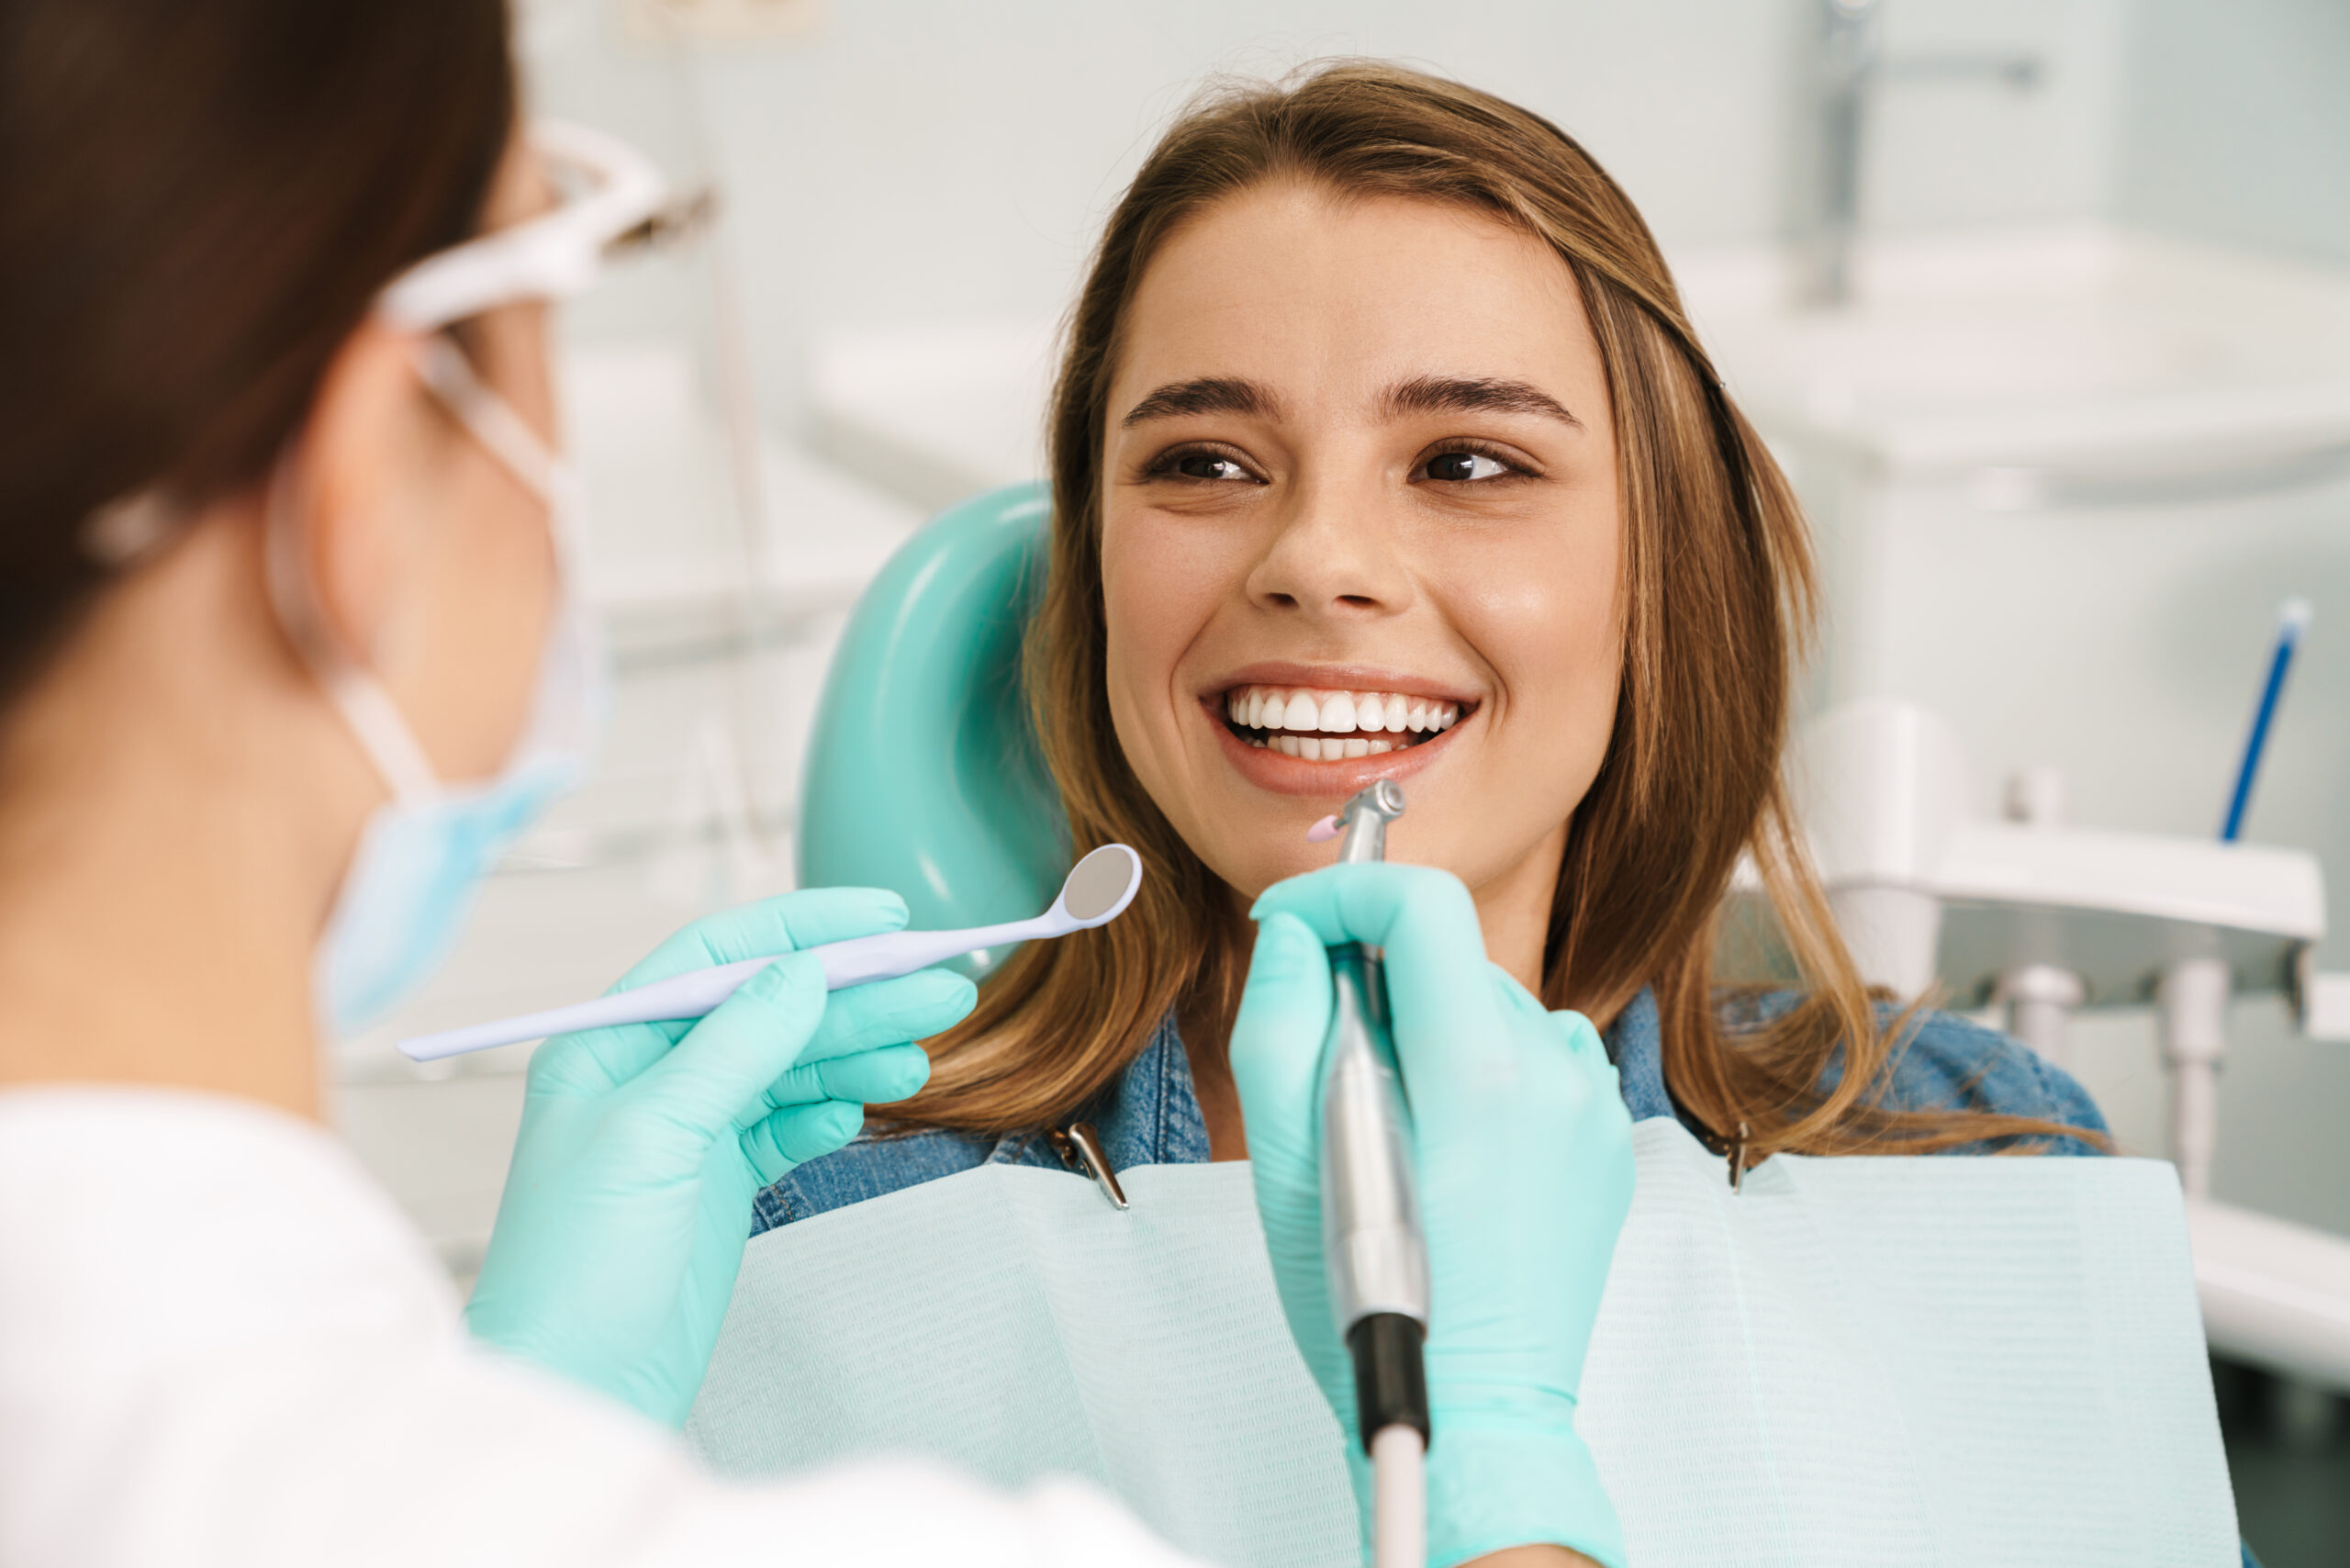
[
  {"xmin": 1099, "ymin": 509, "xmax": 1216, "ymax": 779},
  {"xmin": 1531, "ymin": 592, "xmax": 1627, "ymax": 805},
  {"xmin": 1444, "ymin": 532, "xmax": 1622, "ymax": 818}
]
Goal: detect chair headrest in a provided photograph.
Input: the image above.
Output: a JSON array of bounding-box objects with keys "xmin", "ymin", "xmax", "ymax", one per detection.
[{"xmin": 797, "ymin": 483, "xmax": 1065, "ymax": 975}]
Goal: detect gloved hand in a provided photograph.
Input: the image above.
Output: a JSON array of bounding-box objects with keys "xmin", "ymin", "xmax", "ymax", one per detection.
[
  {"xmin": 464, "ymin": 887, "xmax": 976, "ymax": 1427},
  {"xmin": 1233, "ymin": 864, "xmax": 1635, "ymax": 1568}
]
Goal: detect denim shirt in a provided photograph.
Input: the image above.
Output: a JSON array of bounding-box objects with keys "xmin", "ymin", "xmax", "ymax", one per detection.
[{"xmin": 750, "ymin": 987, "xmax": 2109, "ymax": 1235}]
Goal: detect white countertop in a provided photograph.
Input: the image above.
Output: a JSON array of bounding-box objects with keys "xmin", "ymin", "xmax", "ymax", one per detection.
[{"xmin": 803, "ymin": 225, "xmax": 2350, "ymax": 508}]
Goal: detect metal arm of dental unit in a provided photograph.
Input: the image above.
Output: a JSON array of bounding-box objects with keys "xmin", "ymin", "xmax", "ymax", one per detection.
[
  {"xmin": 1315, "ymin": 781, "xmax": 1431, "ymax": 1568},
  {"xmin": 1777, "ymin": 700, "xmax": 2350, "ymax": 1394}
]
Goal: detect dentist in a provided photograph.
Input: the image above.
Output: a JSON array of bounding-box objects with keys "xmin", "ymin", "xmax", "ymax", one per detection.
[{"xmin": 0, "ymin": 4, "xmax": 1630, "ymax": 1565}]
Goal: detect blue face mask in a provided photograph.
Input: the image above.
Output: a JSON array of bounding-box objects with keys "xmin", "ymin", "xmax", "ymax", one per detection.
[
  {"xmin": 317, "ymin": 741, "xmax": 586, "ymax": 1034},
  {"xmin": 274, "ymin": 339, "xmax": 607, "ymax": 1036}
]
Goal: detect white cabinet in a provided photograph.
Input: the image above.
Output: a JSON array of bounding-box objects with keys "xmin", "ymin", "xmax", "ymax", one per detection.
[{"xmin": 1684, "ymin": 226, "xmax": 2350, "ymax": 1231}]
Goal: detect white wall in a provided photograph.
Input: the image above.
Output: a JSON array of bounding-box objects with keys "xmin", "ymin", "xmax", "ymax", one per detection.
[
  {"xmin": 525, "ymin": 0, "xmax": 2350, "ymax": 416},
  {"xmin": 522, "ymin": 0, "xmax": 2132, "ymax": 427},
  {"xmin": 2113, "ymin": 0, "xmax": 2350, "ymax": 268},
  {"xmin": 1863, "ymin": 0, "xmax": 2128, "ymax": 233}
]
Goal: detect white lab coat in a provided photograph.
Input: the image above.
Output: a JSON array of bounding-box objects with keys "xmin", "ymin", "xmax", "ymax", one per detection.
[{"xmin": 0, "ymin": 1088, "xmax": 1203, "ymax": 1567}]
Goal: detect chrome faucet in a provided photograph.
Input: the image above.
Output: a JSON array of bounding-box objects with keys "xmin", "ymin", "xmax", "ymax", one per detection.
[{"xmin": 1804, "ymin": 0, "xmax": 2043, "ymax": 308}]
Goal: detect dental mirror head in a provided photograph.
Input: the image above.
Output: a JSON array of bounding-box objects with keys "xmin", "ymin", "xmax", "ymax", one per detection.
[{"xmin": 1051, "ymin": 843, "xmax": 1145, "ymax": 929}]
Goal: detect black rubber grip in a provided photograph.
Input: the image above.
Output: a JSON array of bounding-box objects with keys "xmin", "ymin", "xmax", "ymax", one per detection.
[{"xmin": 1347, "ymin": 1312, "xmax": 1430, "ymax": 1452}]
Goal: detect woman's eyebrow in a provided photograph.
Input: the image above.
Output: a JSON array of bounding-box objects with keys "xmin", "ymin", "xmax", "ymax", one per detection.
[
  {"xmin": 1384, "ymin": 374, "xmax": 1582, "ymax": 428},
  {"xmin": 1119, "ymin": 375, "xmax": 1281, "ymax": 428}
]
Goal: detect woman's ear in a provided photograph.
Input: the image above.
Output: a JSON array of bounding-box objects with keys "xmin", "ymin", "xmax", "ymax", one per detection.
[{"xmin": 284, "ymin": 316, "xmax": 433, "ymax": 667}]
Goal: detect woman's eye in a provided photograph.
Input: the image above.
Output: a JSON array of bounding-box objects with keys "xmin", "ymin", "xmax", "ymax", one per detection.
[
  {"xmin": 1169, "ymin": 452, "xmax": 1251, "ymax": 481},
  {"xmin": 1421, "ymin": 450, "xmax": 1513, "ymax": 483}
]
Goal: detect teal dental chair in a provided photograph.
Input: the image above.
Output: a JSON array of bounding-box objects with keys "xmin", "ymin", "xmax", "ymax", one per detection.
[{"xmin": 796, "ymin": 482, "xmax": 1066, "ymax": 976}]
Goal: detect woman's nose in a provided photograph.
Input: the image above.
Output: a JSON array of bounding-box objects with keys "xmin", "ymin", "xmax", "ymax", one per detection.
[{"xmin": 1243, "ymin": 477, "xmax": 1416, "ymax": 621}]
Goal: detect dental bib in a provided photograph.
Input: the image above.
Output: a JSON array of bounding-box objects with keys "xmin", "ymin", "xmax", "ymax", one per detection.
[{"xmin": 688, "ymin": 1119, "xmax": 2236, "ymax": 1568}]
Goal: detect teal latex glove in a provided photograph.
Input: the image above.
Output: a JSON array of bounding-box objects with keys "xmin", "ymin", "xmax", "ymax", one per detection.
[
  {"xmin": 464, "ymin": 887, "xmax": 976, "ymax": 1426},
  {"xmin": 1234, "ymin": 864, "xmax": 1635, "ymax": 1568}
]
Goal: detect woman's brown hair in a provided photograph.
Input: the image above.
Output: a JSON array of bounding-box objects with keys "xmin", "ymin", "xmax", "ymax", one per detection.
[
  {"xmin": 899, "ymin": 61, "xmax": 2083, "ymax": 1160},
  {"xmin": 0, "ymin": 0, "xmax": 514, "ymax": 707}
]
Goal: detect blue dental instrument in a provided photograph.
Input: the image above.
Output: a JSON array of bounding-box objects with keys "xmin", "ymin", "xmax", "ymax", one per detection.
[{"xmin": 2220, "ymin": 597, "xmax": 2311, "ymax": 843}]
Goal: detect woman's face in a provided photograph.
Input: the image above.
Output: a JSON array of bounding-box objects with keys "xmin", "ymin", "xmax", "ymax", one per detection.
[{"xmin": 1099, "ymin": 182, "xmax": 1625, "ymax": 930}]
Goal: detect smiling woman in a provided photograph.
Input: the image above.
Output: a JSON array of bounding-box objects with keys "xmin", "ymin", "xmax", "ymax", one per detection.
[
  {"xmin": 1094, "ymin": 178, "xmax": 1628, "ymax": 1002},
  {"xmin": 760, "ymin": 61, "xmax": 2103, "ymax": 1215}
]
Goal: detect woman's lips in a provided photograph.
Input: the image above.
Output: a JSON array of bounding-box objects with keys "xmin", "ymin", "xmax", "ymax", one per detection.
[{"xmin": 1203, "ymin": 684, "xmax": 1474, "ymax": 798}]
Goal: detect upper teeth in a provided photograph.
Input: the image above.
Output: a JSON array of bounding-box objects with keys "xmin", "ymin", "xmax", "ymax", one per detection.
[{"xmin": 1223, "ymin": 685, "xmax": 1461, "ymax": 737}]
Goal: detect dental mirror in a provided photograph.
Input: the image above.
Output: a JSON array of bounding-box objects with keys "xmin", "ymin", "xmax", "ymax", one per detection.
[
  {"xmin": 397, "ymin": 843, "xmax": 1150, "ymax": 1063},
  {"xmin": 1050, "ymin": 843, "xmax": 1145, "ymax": 929}
]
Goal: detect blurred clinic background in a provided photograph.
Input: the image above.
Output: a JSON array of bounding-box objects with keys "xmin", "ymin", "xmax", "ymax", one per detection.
[{"xmin": 334, "ymin": 2, "xmax": 2350, "ymax": 1556}]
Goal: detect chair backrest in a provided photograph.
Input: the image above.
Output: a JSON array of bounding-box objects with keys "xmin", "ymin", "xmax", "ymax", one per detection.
[{"xmin": 797, "ymin": 483, "xmax": 1065, "ymax": 975}]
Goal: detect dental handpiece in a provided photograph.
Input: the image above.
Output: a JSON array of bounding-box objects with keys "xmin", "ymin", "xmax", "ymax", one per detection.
[{"xmin": 1315, "ymin": 778, "xmax": 1432, "ymax": 1534}]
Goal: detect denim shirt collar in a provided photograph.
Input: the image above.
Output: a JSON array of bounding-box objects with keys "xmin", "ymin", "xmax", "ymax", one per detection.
[
  {"xmin": 1056, "ymin": 990, "xmax": 1676, "ymax": 1171},
  {"xmin": 1604, "ymin": 988, "xmax": 1678, "ymax": 1122},
  {"xmin": 762, "ymin": 975, "xmax": 2103, "ymax": 1238},
  {"xmin": 1073, "ymin": 1010, "xmax": 1214, "ymax": 1170}
]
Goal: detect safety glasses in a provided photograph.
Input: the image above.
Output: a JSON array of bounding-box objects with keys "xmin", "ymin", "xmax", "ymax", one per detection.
[
  {"xmin": 377, "ymin": 120, "xmax": 701, "ymax": 334},
  {"xmin": 83, "ymin": 122, "xmax": 689, "ymax": 569}
]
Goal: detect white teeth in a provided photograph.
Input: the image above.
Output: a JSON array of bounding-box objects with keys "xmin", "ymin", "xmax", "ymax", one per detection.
[
  {"xmin": 1297, "ymin": 736, "xmax": 1324, "ymax": 761},
  {"xmin": 1225, "ymin": 685, "xmax": 1466, "ymax": 748}
]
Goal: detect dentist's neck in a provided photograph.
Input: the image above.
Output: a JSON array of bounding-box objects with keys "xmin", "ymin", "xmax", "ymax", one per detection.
[{"xmin": 0, "ymin": 508, "xmax": 375, "ymax": 1117}]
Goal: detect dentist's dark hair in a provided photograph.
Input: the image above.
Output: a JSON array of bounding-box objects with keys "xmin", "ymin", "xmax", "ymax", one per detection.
[
  {"xmin": 0, "ymin": 0, "xmax": 514, "ymax": 704},
  {"xmin": 901, "ymin": 59, "xmax": 2092, "ymax": 1161}
]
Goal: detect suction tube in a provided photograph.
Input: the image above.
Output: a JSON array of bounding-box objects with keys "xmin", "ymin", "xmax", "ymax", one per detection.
[{"xmin": 1315, "ymin": 780, "xmax": 1429, "ymax": 1568}]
